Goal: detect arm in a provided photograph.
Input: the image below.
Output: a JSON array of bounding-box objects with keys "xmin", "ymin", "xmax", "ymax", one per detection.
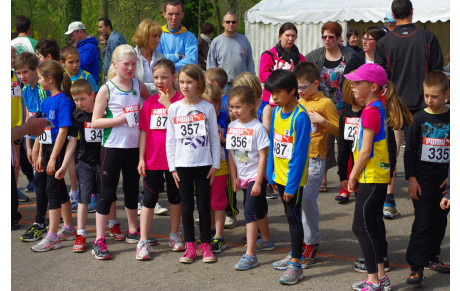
[
  {"xmin": 137, "ymin": 130, "xmax": 147, "ymax": 178},
  {"xmin": 206, "ymin": 41, "xmax": 217, "ymax": 70},
  {"xmin": 374, "ymin": 41, "xmax": 390, "ymax": 78},
  {"xmin": 251, "ymin": 147, "xmax": 268, "ymax": 197},
  {"xmin": 175, "ymin": 34, "xmax": 198, "ymax": 71},
  {"xmin": 91, "ymin": 85, "xmax": 126, "ymax": 128},
  {"xmin": 227, "ymin": 150, "xmax": 240, "ymax": 192},
  {"xmin": 387, "ymin": 126, "xmax": 396, "ymax": 178},
  {"xmin": 46, "ymin": 126, "xmax": 68, "ymax": 176},
  {"xmin": 259, "ymin": 51, "xmax": 275, "ymax": 83},
  {"xmin": 54, "ymin": 136, "xmax": 77, "ymax": 179},
  {"xmin": 207, "ymin": 106, "xmax": 221, "ymax": 185},
  {"xmin": 87, "ymin": 74, "xmax": 99, "ymax": 93},
  {"xmin": 428, "ymin": 35, "xmax": 444, "ymax": 72},
  {"xmin": 337, "ymin": 112, "xmax": 350, "ymax": 182},
  {"xmin": 348, "ymin": 127, "xmax": 374, "ymax": 192},
  {"xmin": 266, "ymin": 109, "xmax": 276, "ymax": 186},
  {"xmin": 262, "ymin": 105, "xmax": 272, "ymax": 134},
  {"xmin": 403, "ymin": 117, "xmax": 419, "ymax": 180},
  {"xmin": 246, "ymin": 40, "xmax": 255, "ymax": 74}
]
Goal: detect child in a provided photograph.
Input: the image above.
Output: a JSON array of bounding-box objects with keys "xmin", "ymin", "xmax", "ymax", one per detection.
[
  {"xmin": 61, "ymin": 45, "xmax": 98, "ymax": 92},
  {"xmin": 404, "ymin": 70, "xmax": 450, "ymax": 285},
  {"xmin": 200, "ymin": 83, "xmax": 229, "ymax": 253},
  {"xmin": 205, "ymin": 67, "xmax": 229, "ymax": 114},
  {"xmin": 31, "ymin": 60, "xmax": 76, "ymax": 252},
  {"xmin": 265, "ymin": 69, "xmax": 311, "ymax": 285},
  {"xmin": 35, "ymin": 38, "xmax": 60, "ymax": 62},
  {"xmin": 166, "ymin": 64, "xmax": 220, "ymax": 264},
  {"xmin": 344, "ymin": 63, "xmax": 394, "ymax": 291},
  {"xmin": 137, "ymin": 59, "xmax": 184, "ymax": 260},
  {"xmin": 227, "ymin": 86, "xmax": 271, "ymax": 270},
  {"xmin": 91, "ymin": 44, "xmax": 151, "ymax": 260},
  {"xmin": 292, "ymin": 62, "xmax": 339, "ymax": 268}
]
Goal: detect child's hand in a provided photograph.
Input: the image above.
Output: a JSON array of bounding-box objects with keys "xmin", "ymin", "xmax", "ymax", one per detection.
[
  {"xmin": 440, "ymin": 197, "xmax": 450, "ymax": 210},
  {"xmin": 270, "ymin": 184, "xmax": 278, "ymax": 191},
  {"xmin": 27, "ymin": 148, "xmax": 34, "ymax": 165},
  {"xmin": 137, "ymin": 160, "xmax": 146, "ymax": 178},
  {"xmin": 55, "ymin": 167, "xmax": 67, "ymax": 180},
  {"xmin": 408, "ymin": 177, "xmax": 422, "ymax": 200},
  {"xmin": 35, "ymin": 157, "xmax": 44, "ymax": 173},
  {"xmin": 207, "ymin": 167, "xmax": 218, "ymax": 186},
  {"xmin": 232, "ymin": 177, "xmax": 240, "ymax": 192},
  {"xmin": 440, "ymin": 177, "xmax": 448, "ymax": 195},
  {"xmin": 119, "ymin": 114, "xmax": 128, "ymax": 125},
  {"xmin": 46, "ymin": 157, "xmax": 56, "ymax": 176},
  {"xmin": 340, "ymin": 180, "xmax": 349, "ymax": 192},
  {"xmin": 348, "ymin": 178, "xmax": 358, "ymax": 193},
  {"xmin": 218, "ymin": 129, "xmax": 226, "ymax": 144},
  {"xmin": 308, "ymin": 110, "xmax": 326, "ymax": 126},
  {"xmin": 250, "ymin": 183, "xmax": 261, "ymax": 197},
  {"xmin": 172, "ymin": 170, "xmax": 180, "ymax": 188},
  {"xmin": 158, "ymin": 89, "xmax": 171, "ymax": 108},
  {"xmin": 283, "ymin": 191, "xmax": 294, "ymax": 202}
]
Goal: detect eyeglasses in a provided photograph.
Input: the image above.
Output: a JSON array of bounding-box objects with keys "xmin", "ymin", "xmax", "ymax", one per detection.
[
  {"xmin": 298, "ymin": 83, "xmax": 313, "ymax": 92},
  {"xmin": 361, "ymin": 37, "xmax": 376, "ymax": 42},
  {"xmin": 322, "ymin": 35, "xmax": 336, "ymax": 40},
  {"xmin": 224, "ymin": 21, "xmax": 237, "ymax": 24}
]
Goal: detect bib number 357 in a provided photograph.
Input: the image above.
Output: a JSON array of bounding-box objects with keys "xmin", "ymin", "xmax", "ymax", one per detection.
[{"xmin": 174, "ymin": 113, "xmax": 206, "ymax": 139}]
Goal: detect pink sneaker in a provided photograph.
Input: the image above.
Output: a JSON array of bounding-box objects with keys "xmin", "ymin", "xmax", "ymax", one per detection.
[
  {"xmin": 199, "ymin": 242, "xmax": 216, "ymax": 263},
  {"xmin": 179, "ymin": 242, "xmax": 197, "ymax": 263}
]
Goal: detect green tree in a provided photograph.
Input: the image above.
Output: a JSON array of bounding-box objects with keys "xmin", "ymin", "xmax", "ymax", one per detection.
[
  {"xmin": 63, "ymin": 0, "xmax": 81, "ymax": 44},
  {"xmin": 182, "ymin": 0, "xmax": 213, "ymax": 35}
]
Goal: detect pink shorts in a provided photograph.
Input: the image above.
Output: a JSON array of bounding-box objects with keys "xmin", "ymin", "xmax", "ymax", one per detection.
[{"xmin": 210, "ymin": 175, "xmax": 228, "ymax": 210}]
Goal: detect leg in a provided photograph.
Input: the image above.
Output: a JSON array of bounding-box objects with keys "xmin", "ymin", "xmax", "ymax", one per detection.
[
  {"xmin": 121, "ymin": 148, "xmax": 140, "ymax": 234},
  {"xmin": 140, "ymin": 170, "xmax": 162, "ymax": 241},
  {"xmin": 165, "ymin": 170, "xmax": 182, "ymax": 233},
  {"xmin": 176, "ymin": 167, "xmax": 196, "ymax": 243},
  {"xmin": 210, "ymin": 175, "xmax": 228, "ymax": 238},
  {"xmin": 195, "ymin": 166, "xmax": 212, "ymax": 243}
]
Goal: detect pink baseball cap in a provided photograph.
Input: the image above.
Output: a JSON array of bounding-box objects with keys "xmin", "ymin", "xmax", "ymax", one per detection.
[{"xmin": 344, "ymin": 63, "xmax": 388, "ymax": 86}]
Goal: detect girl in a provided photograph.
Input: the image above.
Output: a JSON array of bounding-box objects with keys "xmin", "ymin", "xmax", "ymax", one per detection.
[
  {"xmin": 166, "ymin": 64, "xmax": 220, "ymax": 264},
  {"xmin": 91, "ymin": 44, "xmax": 151, "ymax": 260},
  {"xmin": 227, "ymin": 86, "xmax": 272, "ymax": 270},
  {"xmin": 137, "ymin": 59, "xmax": 184, "ymax": 260},
  {"xmin": 31, "ymin": 60, "xmax": 76, "ymax": 252}
]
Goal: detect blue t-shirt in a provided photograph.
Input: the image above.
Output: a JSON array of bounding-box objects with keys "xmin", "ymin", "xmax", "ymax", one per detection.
[
  {"xmin": 22, "ymin": 84, "xmax": 49, "ymax": 114},
  {"xmin": 40, "ymin": 92, "xmax": 75, "ymax": 142},
  {"xmin": 221, "ymin": 94, "xmax": 229, "ymax": 115},
  {"xmin": 257, "ymin": 100, "xmax": 269, "ymax": 123},
  {"xmin": 217, "ymin": 109, "xmax": 229, "ymax": 161},
  {"xmin": 70, "ymin": 69, "xmax": 99, "ymax": 92}
]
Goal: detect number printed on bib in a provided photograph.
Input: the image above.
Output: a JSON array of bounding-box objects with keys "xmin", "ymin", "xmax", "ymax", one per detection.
[
  {"xmin": 173, "ymin": 113, "xmax": 206, "ymax": 139},
  {"xmin": 11, "ymin": 80, "xmax": 21, "ymax": 97},
  {"xmin": 273, "ymin": 132, "xmax": 293, "ymax": 159},
  {"xmin": 421, "ymin": 137, "xmax": 449, "ymax": 163},
  {"xmin": 84, "ymin": 122, "xmax": 103, "ymax": 143},
  {"xmin": 226, "ymin": 128, "xmax": 253, "ymax": 151},
  {"xmin": 344, "ymin": 117, "xmax": 359, "ymax": 141},
  {"xmin": 150, "ymin": 108, "xmax": 168, "ymax": 130},
  {"xmin": 123, "ymin": 105, "xmax": 140, "ymax": 127},
  {"xmin": 38, "ymin": 127, "xmax": 52, "ymax": 144}
]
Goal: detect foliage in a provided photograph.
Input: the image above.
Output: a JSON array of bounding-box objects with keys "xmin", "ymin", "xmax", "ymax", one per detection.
[
  {"xmin": 63, "ymin": 0, "xmax": 82, "ymax": 44},
  {"xmin": 181, "ymin": 0, "xmax": 213, "ymax": 36}
]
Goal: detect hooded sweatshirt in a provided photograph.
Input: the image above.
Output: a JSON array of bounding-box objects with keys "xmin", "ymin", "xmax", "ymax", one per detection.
[{"xmin": 77, "ymin": 36, "xmax": 100, "ymax": 84}]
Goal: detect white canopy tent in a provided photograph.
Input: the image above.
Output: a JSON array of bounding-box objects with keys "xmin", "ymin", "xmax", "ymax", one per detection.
[{"xmin": 244, "ymin": 0, "xmax": 450, "ymax": 74}]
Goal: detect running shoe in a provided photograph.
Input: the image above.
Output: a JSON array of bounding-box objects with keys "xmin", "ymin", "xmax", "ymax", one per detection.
[
  {"xmin": 406, "ymin": 269, "xmax": 423, "ymax": 285},
  {"xmin": 154, "ymin": 203, "xmax": 168, "ymax": 215},
  {"xmin": 303, "ymin": 244, "xmax": 319, "ymax": 265},
  {"xmin": 108, "ymin": 223, "xmax": 125, "ymax": 240},
  {"xmin": 234, "ymin": 254, "xmax": 258, "ymax": 270},
  {"xmin": 383, "ymin": 203, "xmax": 399, "ymax": 219},
  {"xmin": 169, "ymin": 232, "xmax": 184, "ymax": 251},
  {"xmin": 136, "ymin": 240, "xmax": 152, "ymax": 261},
  {"xmin": 266, "ymin": 185, "xmax": 277, "ymax": 199},
  {"xmin": 352, "ymin": 279, "xmax": 382, "ymax": 290},
  {"xmin": 17, "ymin": 189, "xmax": 29, "ymax": 202},
  {"xmin": 31, "ymin": 235, "xmax": 61, "ymax": 252},
  {"xmin": 57, "ymin": 226, "xmax": 76, "ymax": 241},
  {"xmin": 88, "ymin": 195, "xmax": 97, "ymax": 213},
  {"xmin": 355, "ymin": 257, "xmax": 391, "ymax": 273},
  {"xmin": 73, "ymin": 234, "xmax": 86, "ymax": 253},
  {"xmin": 92, "ymin": 237, "xmax": 112, "ymax": 260},
  {"xmin": 12, "ymin": 220, "xmax": 20, "ymax": 230},
  {"xmin": 180, "ymin": 242, "xmax": 197, "ymax": 263},
  {"xmin": 255, "ymin": 237, "xmax": 275, "ymax": 251},
  {"xmin": 20, "ymin": 223, "xmax": 47, "ymax": 242},
  {"xmin": 279, "ymin": 262, "xmax": 304, "ymax": 285},
  {"xmin": 224, "ymin": 215, "xmax": 237, "ymax": 229},
  {"xmin": 25, "ymin": 180, "xmax": 35, "ymax": 192},
  {"xmin": 272, "ymin": 253, "xmax": 292, "ymax": 270},
  {"xmin": 335, "ymin": 194, "xmax": 349, "ymax": 202},
  {"xmin": 211, "ymin": 235, "xmax": 226, "ymax": 253},
  {"xmin": 125, "ymin": 229, "xmax": 157, "ymax": 246},
  {"xmin": 71, "ymin": 202, "xmax": 78, "ymax": 213},
  {"xmin": 353, "ymin": 276, "xmax": 392, "ymax": 291},
  {"xmin": 198, "ymin": 242, "xmax": 216, "ymax": 263},
  {"xmin": 425, "ymin": 260, "xmax": 450, "ymax": 273}
]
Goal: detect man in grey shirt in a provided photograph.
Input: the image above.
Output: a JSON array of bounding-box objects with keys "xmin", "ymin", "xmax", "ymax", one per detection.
[{"xmin": 207, "ymin": 12, "xmax": 255, "ymax": 94}]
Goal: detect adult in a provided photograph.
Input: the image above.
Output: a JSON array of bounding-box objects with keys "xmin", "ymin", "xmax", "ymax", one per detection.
[
  {"xmin": 11, "ymin": 15, "xmax": 37, "ymax": 54},
  {"xmin": 98, "ymin": 18, "xmax": 127, "ymax": 76},
  {"xmin": 346, "ymin": 28, "xmax": 362, "ymax": 53},
  {"xmin": 65, "ymin": 21, "xmax": 100, "ymax": 84},
  {"xmin": 132, "ymin": 19, "xmax": 165, "ymax": 95},
  {"xmin": 197, "ymin": 23, "xmax": 214, "ymax": 70},
  {"xmin": 381, "ymin": 12, "xmax": 397, "ymax": 34},
  {"xmin": 305, "ymin": 21, "xmax": 355, "ymax": 192},
  {"xmin": 207, "ymin": 11, "xmax": 255, "ymax": 94},
  {"xmin": 157, "ymin": 0, "xmax": 198, "ymax": 72},
  {"xmin": 259, "ymin": 22, "xmax": 306, "ymax": 106}
]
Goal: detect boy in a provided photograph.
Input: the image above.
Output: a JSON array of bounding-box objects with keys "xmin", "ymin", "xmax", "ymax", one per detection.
[
  {"xmin": 205, "ymin": 68, "xmax": 239, "ymax": 229},
  {"xmin": 61, "ymin": 46, "xmax": 98, "ymax": 92},
  {"xmin": 404, "ymin": 70, "xmax": 450, "ymax": 285},
  {"xmin": 35, "ymin": 38, "xmax": 60, "ymax": 62},
  {"xmin": 266, "ymin": 69, "xmax": 310, "ymax": 285},
  {"xmin": 293, "ymin": 62, "xmax": 339, "ymax": 268}
]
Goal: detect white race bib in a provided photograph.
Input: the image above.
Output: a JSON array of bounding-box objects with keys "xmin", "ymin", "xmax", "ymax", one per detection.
[
  {"xmin": 123, "ymin": 105, "xmax": 140, "ymax": 127},
  {"xmin": 28, "ymin": 111, "xmax": 36, "ymax": 118},
  {"xmin": 273, "ymin": 132, "xmax": 293, "ymax": 159},
  {"xmin": 421, "ymin": 137, "xmax": 449, "ymax": 163},
  {"xmin": 226, "ymin": 128, "xmax": 253, "ymax": 152},
  {"xmin": 11, "ymin": 80, "xmax": 21, "ymax": 97},
  {"xmin": 173, "ymin": 113, "xmax": 206, "ymax": 139},
  {"xmin": 150, "ymin": 108, "xmax": 168, "ymax": 130},
  {"xmin": 38, "ymin": 127, "xmax": 52, "ymax": 144},
  {"xmin": 84, "ymin": 122, "xmax": 103, "ymax": 143},
  {"xmin": 344, "ymin": 117, "xmax": 359, "ymax": 141}
]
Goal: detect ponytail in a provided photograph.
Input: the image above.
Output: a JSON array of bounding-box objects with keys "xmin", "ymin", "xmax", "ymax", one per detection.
[
  {"xmin": 62, "ymin": 71, "xmax": 72, "ymax": 100},
  {"xmin": 384, "ymin": 81, "xmax": 413, "ymax": 130},
  {"xmin": 107, "ymin": 64, "xmax": 116, "ymax": 81}
]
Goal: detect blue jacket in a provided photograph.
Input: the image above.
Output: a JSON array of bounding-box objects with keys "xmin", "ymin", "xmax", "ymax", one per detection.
[
  {"xmin": 77, "ymin": 36, "xmax": 100, "ymax": 84},
  {"xmin": 157, "ymin": 25, "xmax": 198, "ymax": 71},
  {"xmin": 102, "ymin": 30, "xmax": 127, "ymax": 75}
]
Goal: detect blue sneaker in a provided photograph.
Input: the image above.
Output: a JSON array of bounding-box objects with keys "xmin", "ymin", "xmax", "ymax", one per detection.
[
  {"xmin": 71, "ymin": 202, "xmax": 78, "ymax": 213},
  {"xmin": 234, "ymin": 254, "xmax": 258, "ymax": 270},
  {"xmin": 25, "ymin": 180, "xmax": 35, "ymax": 192},
  {"xmin": 88, "ymin": 195, "xmax": 97, "ymax": 213},
  {"xmin": 17, "ymin": 189, "xmax": 29, "ymax": 202},
  {"xmin": 254, "ymin": 237, "xmax": 275, "ymax": 251},
  {"xmin": 279, "ymin": 262, "xmax": 304, "ymax": 285}
]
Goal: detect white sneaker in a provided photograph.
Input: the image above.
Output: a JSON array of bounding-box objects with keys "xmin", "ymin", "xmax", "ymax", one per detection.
[
  {"xmin": 136, "ymin": 240, "xmax": 152, "ymax": 260},
  {"xmin": 137, "ymin": 203, "xmax": 142, "ymax": 216},
  {"xmin": 224, "ymin": 215, "xmax": 237, "ymax": 228},
  {"xmin": 154, "ymin": 203, "xmax": 169, "ymax": 215},
  {"xmin": 169, "ymin": 232, "xmax": 184, "ymax": 251}
]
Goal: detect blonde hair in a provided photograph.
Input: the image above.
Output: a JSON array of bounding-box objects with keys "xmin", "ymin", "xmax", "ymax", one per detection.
[
  {"xmin": 178, "ymin": 64, "xmax": 206, "ymax": 96},
  {"xmin": 342, "ymin": 77, "xmax": 359, "ymax": 107},
  {"xmin": 383, "ymin": 81, "xmax": 413, "ymax": 130},
  {"xmin": 70, "ymin": 79, "xmax": 94, "ymax": 97},
  {"xmin": 201, "ymin": 83, "xmax": 222, "ymax": 106},
  {"xmin": 229, "ymin": 86, "xmax": 257, "ymax": 118},
  {"xmin": 132, "ymin": 19, "xmax": 162, "ymax": 48},
  {"xmin": 107, "ymin": 44, "xmax": 136, "ymax": 80},
  {"xmin": 204, "ymin": 67, "xmax": 228, "ymax": 89},
  {"xmin": 38, "ymin": 60, "xmax": 72, "ymax": 98},
  {"xmin": 232, "ymin": 72, "xmax": 262, "ymax": 99}
]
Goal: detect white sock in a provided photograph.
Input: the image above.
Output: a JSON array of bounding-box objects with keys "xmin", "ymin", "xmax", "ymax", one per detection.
[
  {"xmin": 108, "ymin": 219, "xmax": 118, "ymax": 228},
  {"xmin": 70, "ymin": 190, "xmax": 79, "ymax": 202},
  {"xmin": 77, "ymin": 228, "xmax": 86, "ymax": 237}
]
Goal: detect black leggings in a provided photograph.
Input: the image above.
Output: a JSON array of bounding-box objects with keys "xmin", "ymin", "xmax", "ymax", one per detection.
[
  {"xmin": 143, "ymin": 170, "xmax": 180, "ymax": 208},
  {"xmin": 352, "ymin": 183, "xmax": 387, "ymax": 274},
  {"xmin": 176, "ymin": 166, "xmax": 211, "ymax": 243},
  {"xmin": 11, "ymin": 166, "xmax": 21, "ymax": 222},
  {"xmin": 97, "ymin": 147, "xmax": 139, "ymax": 215},
  {"xmin": 20, "ymin": 140, "xmax": 34, "ymax": 181},
  {"xmin": 33, "ymin": 171, "xmax": 48, "ymax": 224},
  {"xmin": 277, "ymin": 183, "xmax": 304, "ymax": 259},
  {"xmin": 42, "ymin": 143, "xmax": 70, "ymax": 209}
]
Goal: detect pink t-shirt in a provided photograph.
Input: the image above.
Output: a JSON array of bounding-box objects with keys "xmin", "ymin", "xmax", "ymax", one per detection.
[
  {"xmin": 139, "ymin": 91, "xmax": 183, "ymax": 170},
  {"xmin": 361, "ymin": 101, "xmax": 380, "ymax": 136}
]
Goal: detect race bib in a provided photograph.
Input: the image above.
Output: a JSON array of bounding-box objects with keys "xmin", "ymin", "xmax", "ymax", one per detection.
[
  {"xmin": 11, "ymin": 80, "xmax": 21, "ymax": 97},
  {"xmin": 173, "ymin": 113, "xmax": 206, "ymax": 139},
  {"xmin": 150, "ymin": 108, "xmax": 168, "ymax": 130},
  {"xmin": 421, "ymin": 137, "xmax": 449, "ymax": 163},
  {"xmin": 344, "ymin": 117, "xmax": 359, "ymax": 141},
  {"xmin": 84, "ymin": 122, "xmax": 103, "ymax": 143},
  {"xmin": 273, "ymin": 132, "xmax": 293, "ymax": 159},
  {"xmin": 226, "ymin": 128, "xmax": 253, "ymax": 152},
  {"xmin": 123, "ymin": 105, "xmax": 140, "ymax": 127},
  {"xmin": 38, "ymin": 127, "xmax": 52, "ymax": 144},
  {"xmin": 28, "ymin": 111, "xmax": 36, "ymax": 118}
]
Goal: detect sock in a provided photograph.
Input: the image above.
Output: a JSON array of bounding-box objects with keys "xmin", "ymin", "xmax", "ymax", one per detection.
[
  {"xmin": 70, "ymin": 190, "xmax": 79, "ymax": 202},
  {"xmin": 63, "ymin": 224, "xmax": 74, "ymax": 231},
  {"xmin": 77, "ymin": 228, "xmax": 86, "ymax": 237},
  {"xmin": 47, "ymin": 232, "xmax": 58, "ymax": 240},
  {"xmin": 108, "ymin": 219, "xmax": 118, "ymax": 228},
  {"xmin": 385, "ymin": 194, "xmax": 395, "ymax": 204}
]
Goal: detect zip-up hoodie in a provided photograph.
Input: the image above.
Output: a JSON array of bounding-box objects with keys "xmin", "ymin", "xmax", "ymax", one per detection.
[
  {"xmin": 157, "ymin": 25, "xmax": 198, "ymax": 71},
  {"xmin": 77, "ymin": 36, "xmax": 100, "ymax": 84}
]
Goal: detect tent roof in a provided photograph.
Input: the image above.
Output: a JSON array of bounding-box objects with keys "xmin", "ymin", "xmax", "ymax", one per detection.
[{"xmin": 245, "ymin": 0, "xmax": 450, "ymax": 24}]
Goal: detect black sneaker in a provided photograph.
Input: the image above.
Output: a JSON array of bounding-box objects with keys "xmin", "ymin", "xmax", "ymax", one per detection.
[
  {"xmin": 242, "ymin": 231, "xmax": 262, "ymax": 244},
  {"xmin": 425, "ymin": 260, "xmax": 450, "ymax": 274},
  {"xmin": 406, "ymin": 269, "xmax": 424, "ymax": 285},
  {"xmin": 354, "ymin": 257, "xmax": 391, "ymax": 273},
  {"xmin": 12, "ymin": 220, "xmax": 20, "ymax": 230},
  {"xmin": 20, "ymin": 224, "xmax": 47, "ymax": 242},
  {"xmin": 92, "ymin": 238, "xmax": 112, "ymax": 260},
  {"xmin": 125, "ymin": 229, "xmax": 158, "ymax": 246}
]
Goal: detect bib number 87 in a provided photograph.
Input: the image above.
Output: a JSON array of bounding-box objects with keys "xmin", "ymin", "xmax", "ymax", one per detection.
[
  {"xmin": 275, "ymin": 142, "xmax": 287, "ymax": 155},
  {"xmin": 156, "ymin": 116, "xmax": 167, "ymax": 127},
  {"xmin": 231, "ymin": 136, "xmax": 247, "ymax": 148},
  {"xmin": 181, "ymin": 123, "xmax": 199, "ymax": 136}
]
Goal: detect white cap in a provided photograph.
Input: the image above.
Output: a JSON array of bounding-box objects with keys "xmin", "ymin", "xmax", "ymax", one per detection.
[{"xmin": 65, "ymin": 21, "xmax": 86, "ymax": 35}]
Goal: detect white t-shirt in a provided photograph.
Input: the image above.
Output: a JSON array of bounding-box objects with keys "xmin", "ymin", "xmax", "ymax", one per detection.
[
  {"xmin": 227, "ymin": 118, "xmax": 269, "ymax": 180},
  {"xmin": 166, "ymin": 99, "xmax": 221, "ymax": 171}
]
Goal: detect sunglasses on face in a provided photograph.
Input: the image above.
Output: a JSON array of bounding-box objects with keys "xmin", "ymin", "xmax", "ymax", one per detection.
[
  {"xmin": 224, "ymin": 21, "xmax": 237, "ymax": 24},
  {"xmin": 322, "ymin": 35, "xmax": 336, "ymax": 40}
]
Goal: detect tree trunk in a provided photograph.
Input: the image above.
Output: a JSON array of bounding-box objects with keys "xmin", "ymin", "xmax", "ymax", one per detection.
[
  {"xmin": 63, "ymin": 0, "xmax": 81, "ymax": 44},
  {"xmin": 100, "ymin": 0, "xmax": 108, "ymax": 18}
]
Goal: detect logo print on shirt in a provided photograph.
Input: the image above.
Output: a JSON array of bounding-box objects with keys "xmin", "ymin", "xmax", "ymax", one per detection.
[
  {"xmin": 183, "ymin": 110, "xmax": 208, "ymax": 149},
  {"xmin": 49, "ymin": 110, "xmax": 55, "ymax": 120}
]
